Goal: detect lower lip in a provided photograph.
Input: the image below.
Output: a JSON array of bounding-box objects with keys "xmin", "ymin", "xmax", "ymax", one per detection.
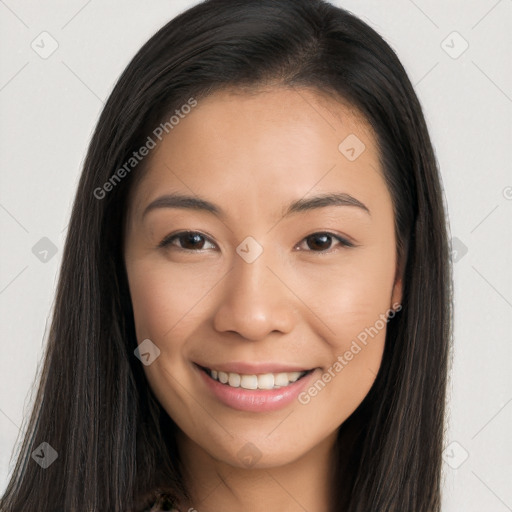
[{"xmin": 196, "ymin": 365, "xmax": 318, "ymax": 412}]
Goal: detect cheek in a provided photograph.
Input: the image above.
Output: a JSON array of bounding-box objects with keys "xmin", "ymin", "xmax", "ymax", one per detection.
[
  {"xmin": 125, "ymin": 259, "xmax": 216, "ymax": 418},
  {"xmin": 291, "ymin": 245, "xmax": 396, "ymax": 409},
  {"xmin": 294, "ymin": 257, "xmax": 394, "ymax": 423},
  {"xmin": 126, "ymin": 257, "xmax": 220, "ymax": 344},
  {"xmin": 297, "ymin": 250, "xmax": 396, "ymax": 341}
]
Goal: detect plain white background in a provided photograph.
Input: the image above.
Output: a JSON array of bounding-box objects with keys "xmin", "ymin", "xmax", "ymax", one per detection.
[{"xmin": 1, "ymin": 1, "xmax": 511, "ymax": 510}]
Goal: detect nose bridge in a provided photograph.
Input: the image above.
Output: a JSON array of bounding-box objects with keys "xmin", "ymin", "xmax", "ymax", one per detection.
[{"xmin": 212, "ymin": 242, "xmax": 295, "ymax": 340}]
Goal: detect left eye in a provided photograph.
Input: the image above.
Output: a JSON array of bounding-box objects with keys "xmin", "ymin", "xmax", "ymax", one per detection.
[
  {"xmin": 296, "ymin": 232, "xmax": 353, "ymax": 252},
  {"xmin": 158, "ymin": 231, "xmax": 353, "ymax": 252}
]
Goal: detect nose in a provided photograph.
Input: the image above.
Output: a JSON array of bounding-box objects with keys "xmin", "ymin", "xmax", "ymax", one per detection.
[{"xmin": 212, "ymin": 250, "xmax": 296, "ymax": 341}]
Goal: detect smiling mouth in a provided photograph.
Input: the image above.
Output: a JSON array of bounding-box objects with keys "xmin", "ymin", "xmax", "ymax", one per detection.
[{"xmin": 198, "ymin": 365, "xmax": 315, "ymax": 390}]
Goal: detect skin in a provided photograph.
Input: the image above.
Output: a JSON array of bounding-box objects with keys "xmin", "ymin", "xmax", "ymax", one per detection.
[{"xmin": 124, "ymin": 86, "xmax": 402, "ymax": 512}]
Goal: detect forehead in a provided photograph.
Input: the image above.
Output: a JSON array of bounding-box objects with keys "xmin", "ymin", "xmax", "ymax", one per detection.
[{"xmin": 128, "ymin": 86, "xmax": 387, "ymax": 223}]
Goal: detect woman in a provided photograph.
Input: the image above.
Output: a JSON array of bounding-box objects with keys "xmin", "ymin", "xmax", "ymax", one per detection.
[{"xmin": 0, "ymin": 0, "xmax": 452, "ymax": 510}]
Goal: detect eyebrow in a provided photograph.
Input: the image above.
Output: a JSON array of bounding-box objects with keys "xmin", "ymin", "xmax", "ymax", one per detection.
[{"xmin": 142, "ymin": 191, "xmax": 370, "ymax": 220}]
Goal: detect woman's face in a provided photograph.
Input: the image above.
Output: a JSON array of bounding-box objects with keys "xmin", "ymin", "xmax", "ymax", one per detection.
[{"xmin": 124, "ymin": 87, "xmax": 402, "ymax": 469}]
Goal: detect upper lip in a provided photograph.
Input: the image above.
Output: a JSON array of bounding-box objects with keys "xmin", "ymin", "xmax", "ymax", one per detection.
[{"xmin": 195, "ymin": 361, "xmax": 314, "ymax": 375}]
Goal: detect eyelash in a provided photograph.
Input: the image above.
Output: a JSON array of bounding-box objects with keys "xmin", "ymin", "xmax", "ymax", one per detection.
[{"xmin": 158, "ymin": 230, "xmax": 355, "ymax": 253}]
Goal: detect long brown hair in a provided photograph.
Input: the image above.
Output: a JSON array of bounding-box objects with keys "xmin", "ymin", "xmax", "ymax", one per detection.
[{"xmin": 1, "ymin": 0, "xmax": 452, "ymax": 510}]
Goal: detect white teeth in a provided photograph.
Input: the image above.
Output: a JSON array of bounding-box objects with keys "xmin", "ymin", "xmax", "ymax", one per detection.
[
  {"xmin": 258, "ymin": 373, "xmax": 274, "ymax": 390},
  {"xmin": 240, "ymin": 374, "xmax": 258, "ymax": 389},
  {"xmin": 287, "ymin": 371, "xmax": 302, "ymax": 383},
  {"xmin": 207, "ymin": 368, "xmax": 308, "ymax": 389},
  {"xmin": 228, "ymin": 372, "xmax": 241, "ymax": 388},
  {"xmin": 274, "ymin": 372, "xmax": 290, "ymax": 387}
]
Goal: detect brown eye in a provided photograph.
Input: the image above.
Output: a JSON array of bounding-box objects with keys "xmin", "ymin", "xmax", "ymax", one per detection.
[
  {"xmin": 297, "ymin": 232, "xmax": 353, "ymax": 252},
  {"xmin": 159, "ymin": 231, "xmax": 216, "ymax": 251},
  {"xmin": 179, "ymin": 232, "xmax": 206, "ymax": 250},
  {"xmin": 306, "ymin": 233, "xmax": 333, "ymax": 251}
]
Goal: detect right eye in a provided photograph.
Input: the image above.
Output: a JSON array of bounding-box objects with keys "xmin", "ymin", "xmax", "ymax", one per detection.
[{"xmin": 158, "ymin": 231, "xmax": 217, "ymax": 251}]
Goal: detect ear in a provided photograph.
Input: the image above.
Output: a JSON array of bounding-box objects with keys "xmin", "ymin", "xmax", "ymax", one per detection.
[
  {"xmin": 391, "ymin": 275, "xmax": 402, "ymax": 310},
  {"xmin": 390, "ymin": 257, "xmax": 403, "ymax": 310},
  {"xmin": 388, "ymin": 238, "xmax": 408, "ymax": 313}
]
